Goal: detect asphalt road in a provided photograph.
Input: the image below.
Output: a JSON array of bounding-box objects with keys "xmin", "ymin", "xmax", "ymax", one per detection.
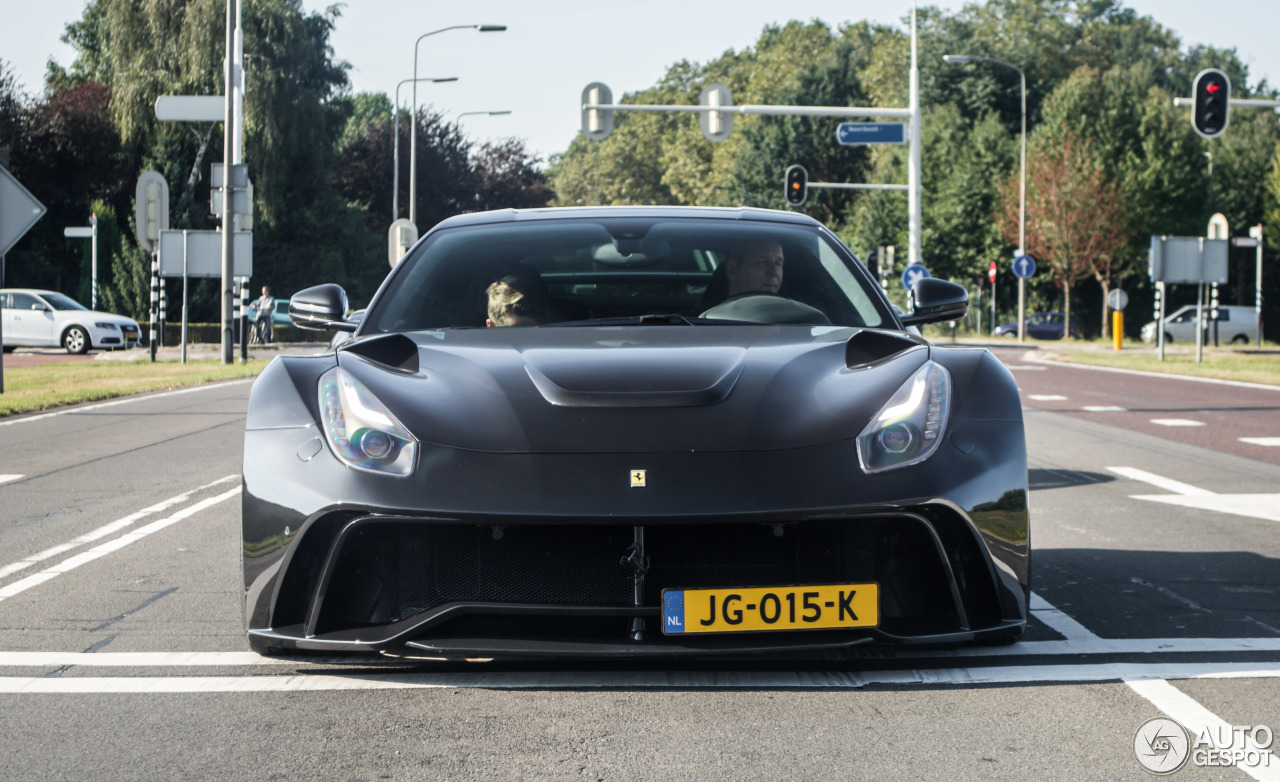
[{"xmin": 0, "ymin": 352, "xmax": 1278, "ymax": 781}]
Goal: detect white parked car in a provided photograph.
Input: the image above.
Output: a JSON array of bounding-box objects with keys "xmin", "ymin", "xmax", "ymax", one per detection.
[
  {"xmin": 1, "ymin": 288, "xmax": 142, "ymax": 354},
  {"xmin": 1141, "ymin": 304, "xmax": 1258, "ymax": 345}
]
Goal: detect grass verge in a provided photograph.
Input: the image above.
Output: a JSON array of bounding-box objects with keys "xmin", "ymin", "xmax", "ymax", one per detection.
[
  {"xmin": 1036, "ymin": 345, "xmax": 1280, "ymax": 387},
  {"xmin": 0, "ymin": 359, "xmax": 265, "ymax": 417}
]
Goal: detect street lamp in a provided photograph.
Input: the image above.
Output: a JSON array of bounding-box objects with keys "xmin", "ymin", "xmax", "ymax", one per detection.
[
  {"xmin": 393, "ymin": 76, "xmax": 457, "ymax": 222},
  {"xmin": 943, "ymin": 54, "xmax": 1027, "ymax": 342},
  {"xmin": 456, "ymin": 110, "xmax": 512, "ymax": 122},
  {"xmin": 409, "ymin": 24, "xmax": 506, "ymax": 229}
]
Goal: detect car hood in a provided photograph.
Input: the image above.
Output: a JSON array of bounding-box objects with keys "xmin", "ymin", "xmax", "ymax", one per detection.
[{"xmin": 336, "ymin": 326, "xmax": 928, "ymax": 454}]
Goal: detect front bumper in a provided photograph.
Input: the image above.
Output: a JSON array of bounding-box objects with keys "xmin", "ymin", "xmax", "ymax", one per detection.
[{"xmin": 247, "ymin": 508, "xmax": 1025, "ymax": 658}]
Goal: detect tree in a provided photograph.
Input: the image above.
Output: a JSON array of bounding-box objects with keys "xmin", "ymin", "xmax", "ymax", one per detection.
[
  {"xmin": 1000, "ymin": 127, "xmax": 1129, "ymax": 337},
  {"xmin": 470, "ymin": 138, "xmax": 554, "ymax": 212}
]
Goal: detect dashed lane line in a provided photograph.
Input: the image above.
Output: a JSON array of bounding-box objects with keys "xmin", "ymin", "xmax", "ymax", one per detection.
[
  {"xmin": 1150, "ymin": 419, "xmax": 1206, "ymax": 427},
  {"xmin": 1028, "ymin": 395, "xmax": 1068, "ymax": 401},
  {"xmin": 1108, "ymin": 466, "xmax": 1214, "ymax": 496},
  {"xmin": 0, "ymin": 475, "xmax": 22, "ymax": 485},
  {"xmin": 0, "ymin": 475, "xmax": 238, "ymax": 581},
  {"xmin": 1240, "ymin": 437, "xmax": 1280, "ymax": 447},
  {"xmin": 2, "ymin": 662, "xmax": 1280, "ymax": 694},
  {"xmin": 0, "ymin": 486, "xmax": 241, "ymax": 603},
  {"xmin": 1084, "ymin": 405, "xmax": 1128, "ymax": 412}
]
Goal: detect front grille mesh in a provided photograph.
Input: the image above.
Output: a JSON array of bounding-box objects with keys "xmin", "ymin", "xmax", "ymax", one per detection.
[{"xmin": 313, "ymin": 517, "xmax": 957, "ymax": 635}]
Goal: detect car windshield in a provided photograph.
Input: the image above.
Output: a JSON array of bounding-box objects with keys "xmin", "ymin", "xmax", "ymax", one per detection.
[
  {"xmin": 364, "ymin": 217, "xmax": 892, "ymax": 333},
  {"xmin": 41, "ymin": 293, "xmax": 88, "ymax": 311}
]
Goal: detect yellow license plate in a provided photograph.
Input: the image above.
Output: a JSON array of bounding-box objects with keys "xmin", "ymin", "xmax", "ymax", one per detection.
[{"xmin": 660, "ymin": 583, "xmax": 878, "ymax": 635}]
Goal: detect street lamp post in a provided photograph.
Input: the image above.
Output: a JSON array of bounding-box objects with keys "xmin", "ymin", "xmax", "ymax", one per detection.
[
  {"xmin": 409, "ymin": 24, "xmax": 506, "ymax": 229},
  {"xmin": 393, "ymin": 76, "xmax": 458, "ymax": 222},
  {"xmin": 943, "ymin": 54, "xmax": 1026, "ymax": 342}
]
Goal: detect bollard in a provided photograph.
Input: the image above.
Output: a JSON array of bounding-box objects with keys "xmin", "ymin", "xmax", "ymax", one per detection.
[
  {"xmin": 1113, "ymin": 311, "xmax": 1124, "ymax": 350},
  {"xmin": 158, "ymin": 284, "xmax": 167, "ymax": 348},
  {"xmin": 232, "ymin": 278, "xmax": 241, "ymax": 355},
  {"xmin": 149, "ymin": 255, "xmax": 159, "ymax": 362},
  {"xmin": 240, "ymin": 277, "xmax": 249, "ymax": 363}
]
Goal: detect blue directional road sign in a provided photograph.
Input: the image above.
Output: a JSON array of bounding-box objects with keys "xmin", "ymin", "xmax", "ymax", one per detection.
[
  {"xmin": 837, "ymin": 122, "xmax": 907, "ymax": 146},
  {"xmin": 1012, "ymin": 253, "xmax": 1037, "ymax": 279},
  {"xmin": 901, "ymin": 263, "xmax": 930, "ymax": 290}
]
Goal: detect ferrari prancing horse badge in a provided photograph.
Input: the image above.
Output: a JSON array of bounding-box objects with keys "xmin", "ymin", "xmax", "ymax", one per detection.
[{"xmin": 630, "ymin": 470, "xmax": 646, "ymax": 487}]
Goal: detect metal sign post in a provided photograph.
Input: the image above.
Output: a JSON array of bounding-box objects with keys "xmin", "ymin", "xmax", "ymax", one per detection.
[
  {"xmin": 63, "ymin": 218, "xmax": 98, "ymax": 308},
  {"xmin": 1012, "ymin": 252, "xmax": 1037, "ymax": 342},
  {"xmin": 1248, "ymin": 225, "xmax": 1264, "ymax": 346}
]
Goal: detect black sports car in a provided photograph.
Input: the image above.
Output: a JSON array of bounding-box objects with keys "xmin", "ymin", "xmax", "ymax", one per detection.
[{"xmin": 242, "ymin": 206, "xmax": 1029, "ymax": 658}]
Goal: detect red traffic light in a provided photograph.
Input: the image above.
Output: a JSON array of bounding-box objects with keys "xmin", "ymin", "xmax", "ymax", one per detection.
[{"xmin": 1191, "ymin": 69, "xmax": 1231, "ymax": 138}]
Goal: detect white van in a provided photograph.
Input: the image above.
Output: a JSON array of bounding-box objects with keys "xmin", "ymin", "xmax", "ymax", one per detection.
[{"xmin": 1141, "ymin": 304, "xmax": 1258, "ymax": 345}]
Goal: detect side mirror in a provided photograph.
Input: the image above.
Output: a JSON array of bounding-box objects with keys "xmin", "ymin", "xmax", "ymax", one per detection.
[
  {"xmin": 899, "ymin": 278, "xmax": 968, "ymax": 326},
  {"xmin": 31, "ymin": 303, "xmax": 49, "ymax": 311},
  {"xmin": 289, "ymin": 284, "xmax": 357, "ymax": 332}
]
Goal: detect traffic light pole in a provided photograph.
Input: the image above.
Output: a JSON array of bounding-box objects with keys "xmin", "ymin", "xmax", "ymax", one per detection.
[{"xmin": 809, "ymin": 182, "xmax": 909, "ymax": 192}]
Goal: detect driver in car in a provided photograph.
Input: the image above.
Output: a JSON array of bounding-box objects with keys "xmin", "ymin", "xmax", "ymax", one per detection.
[{"xmin": 725, "ymin": 238, "xmax": 784, "ymax": 297}]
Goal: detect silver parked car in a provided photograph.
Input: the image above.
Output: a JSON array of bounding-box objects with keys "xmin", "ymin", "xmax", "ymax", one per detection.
[
  {"xmin": 1141, "ymin": 304, "xmax": 1258, "ymax": 345},
  {"xmin": 1, "ymin": 288, "xmax": 142, "ymax": 354}
]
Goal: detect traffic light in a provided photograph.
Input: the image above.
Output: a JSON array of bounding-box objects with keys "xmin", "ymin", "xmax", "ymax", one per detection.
[
  {"xmin": 1191, "ymin": 69, "xmax": 1230, "ymax": 138},
  {"xmin": 784, "ymin": 164, "xmax": 808, "ymax": 207}
]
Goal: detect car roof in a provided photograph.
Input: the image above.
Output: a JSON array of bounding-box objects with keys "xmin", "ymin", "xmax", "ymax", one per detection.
[
  {"xmin": 427, "ymin": 205, "xmax": 824, "ymax": 235},
  {"xmin": 1, "ymin": 288, "xmax": 57, "ymax": 295}
]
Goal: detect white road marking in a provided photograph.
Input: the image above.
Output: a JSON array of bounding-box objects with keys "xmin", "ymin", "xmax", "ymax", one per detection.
[
  {"xmin": 1109, "ymin": 466, "xmax": 1280, "ymax": 523},
  {"xmin": 1005, "ymin": 365, "xmax": 1047, "ymax": 371},
  {"xmin": 0, "ymin": 486, "xmax": 241, "ymax": 602},
  {"xmin": 0, "ymin": 474, "xmax": 22, "ymax": 485},
  {"xmin": 1131, "ymin": 577, "xmax": 1211, "ymax": 614},
  {"xmin": 7, "ymin": 636, "xmax": 1280, "ymax": 668},
  {"xmin": 1240, "ymin": 437, "xmax": 1280, "ymax": 447},
  {"xmin": 1022, "ymin": 352, "xmax": 1280, "ymax": 392},
  {"xmin": 1028, "ymin": 394, "xmax": 1068, "ymax": 401},
  {"xmin": 2, "ymin": 662, "xmax": 1280, "ymax": 694},
  {"xmin": 0, "ymin": 379, "xmax": 254, "ymax": 428},
  {"xmin": 1108, "ymin": 467, "xmax": 1214, "ymax": 496},
  {"xmin": 1084, "ymin": 405, "xmax": 1128, "ymax": 412},
  {"xmin": 0, "ymin": 475, "xmax": 238, "ymax": 581},
  {"xmin": 1150, "ymin": 418, "xmax": 1205, "ymax": 427},
  {"xmin": 1128, "ymin": 679, "xmax": 1280, "ymax": 782},
  {"xmin": 1030, "ymin": 591, "xmax": 1101, "ymax": 640}
]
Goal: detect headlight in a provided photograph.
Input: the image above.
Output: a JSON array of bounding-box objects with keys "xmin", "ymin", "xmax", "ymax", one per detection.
[
  {"xmin": 857, "ymin": 361, "xmax": 951, "ymax": 473},
  {"xmin": 95, "ymin": 322, "xmax": 119, "ymax": 330},
  {"xmin": 318, "ymin": 367, "xmax": 418, "ymax": 476}
]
